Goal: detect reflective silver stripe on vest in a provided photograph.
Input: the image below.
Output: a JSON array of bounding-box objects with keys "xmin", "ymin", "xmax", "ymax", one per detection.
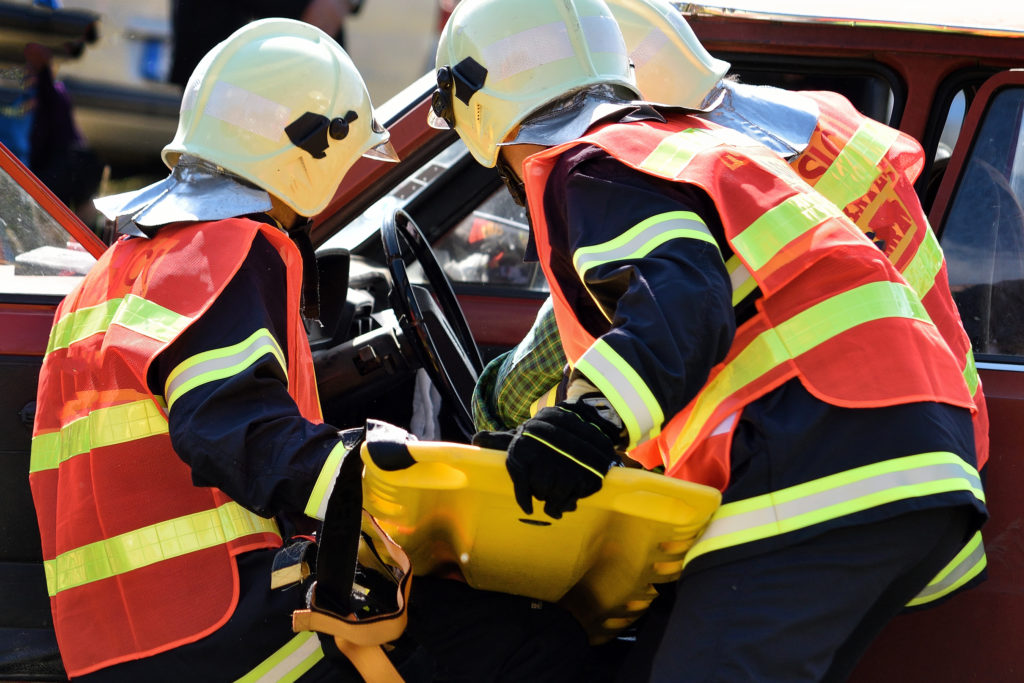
[
  {"xmin": 683, "ymin": 451, "xmax": 984, "ymax": 568},
  {"xmin": 906, "ymin": 530, "xmax": 986, "ymax": 607},
  {"xmin": 165, "ymin": 328, "xmax": 287, "ymax": 410}
]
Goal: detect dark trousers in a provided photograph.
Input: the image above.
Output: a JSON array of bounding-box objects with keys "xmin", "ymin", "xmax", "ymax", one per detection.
[
  {"xmin": 79, "ymin": 552, "xmax": 589, "ymax": 682},
  {"xmin": 618, "ymin": 505, "xmax": 974, "ymax": 683}
]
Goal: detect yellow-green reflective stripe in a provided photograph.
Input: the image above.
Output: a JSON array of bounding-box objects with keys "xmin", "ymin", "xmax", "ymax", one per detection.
[
  {"xmin": 305, "ymin": 440, "xmax": 351, "ymax": 521},
  {"xmin": 814, "ymin": 118, "xmax": 900, "ymax": 208},
  {"xmin": 638, "ymin": 128, "xmax": 720, "ymax": 176},
  {"xmin": 573, "ymin": 211, "xmax": 718, "ymax": 277},
  {"xmin": 47, "ymin": 299, "xmax": 121, "ymax": 354},
  {"xmin": 733, "ymin": 192, "xmax": 844, "ymax": 272},
  {"xmin": 44, "ymin": 501, "xmax": 280, "ymax": 597},
  {"xmin": 964, "ymin": 349, "xmax": 979, "ymax": 396},
  {"xmin": 47, "ymin": 295, "xmax": 191, "ymax": 355},
  {"xmin": 900, "ymin": 225, "xmax": 942, "ymax": 301},
  {"xmin": 165, "ymin": 328, "xmax": 287, "ymax": 410},
  {"xmin": 726, "ymin": 255, "xmax": 757, "ymax": 306},
  {"xmin": 576, "ymin": 339, "xmax": 664, "ymax": 448},
  {"xmin": 29, "ymin": 398, "xmax": 169, "ymax": 474},
  {"xmin": 235, "ymin": 631, "xmax": 323, "ymax": 683},
  {"xmin": 684, "ymin": 452, "xmax": 984, "ymax": 568},
  {"xmin": 668, "ymin": 281, "xmax": 929, "ymax": 464},
  {"xmin": 906, "ymin": 530, "xmax": 986, "ymax": 607}
]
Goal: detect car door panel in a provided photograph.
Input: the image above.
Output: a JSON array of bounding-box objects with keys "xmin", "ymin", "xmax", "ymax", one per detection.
[{"xmin": 851, "ymin": 68, "xmax": 1024, "ymax": 683}]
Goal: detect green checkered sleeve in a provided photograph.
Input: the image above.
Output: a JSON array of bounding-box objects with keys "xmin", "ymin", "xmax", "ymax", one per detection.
[{"xmin": 471, "ymin": 297, "xmax": 568, "ymax": 432}]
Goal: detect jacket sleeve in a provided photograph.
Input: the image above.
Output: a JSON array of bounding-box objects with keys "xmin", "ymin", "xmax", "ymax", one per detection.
[
  {"xmin": 543, "ymin": 148, "xmax": 735, "ymax": 449},
  {"xmin": 150, "ymin": 231, "xmax": 350, "ymax": 523}
]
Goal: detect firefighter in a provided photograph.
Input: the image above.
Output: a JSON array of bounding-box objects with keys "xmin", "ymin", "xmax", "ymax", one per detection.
[
  {"xmin": 29, "ymin": 18, "xmax": 586, "ymax": 682},
  {"xmin": 472, "ymin": 0, "xmax": 990, "ymax": 611},
  {"xmin": 433, "ymin": 1, "xmax": 987, "ymax": 680}
]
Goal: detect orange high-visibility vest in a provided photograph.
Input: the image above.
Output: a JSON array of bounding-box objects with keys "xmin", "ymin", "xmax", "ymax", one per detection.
[
  {"xmin": 523, "ymin": 114, "xmax": 976, "ymax": 490},
  {"xmin": 795, "ymin": 91, "xmax": 988, "ymax": 468},
  {"xmin": 29, "ymin": 218, "xmax": 321, "ymax": 677}
]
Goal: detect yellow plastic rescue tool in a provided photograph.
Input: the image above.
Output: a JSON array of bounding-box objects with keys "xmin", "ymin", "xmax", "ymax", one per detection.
[{"xmin": 360, "ymin": 440, "xmax": 720, "ymax": 643}]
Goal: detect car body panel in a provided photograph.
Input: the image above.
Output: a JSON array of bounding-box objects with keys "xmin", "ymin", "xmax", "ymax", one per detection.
[{"xmin": 3, "ymin": 2, "xmax": 1024, "ymax": 679}]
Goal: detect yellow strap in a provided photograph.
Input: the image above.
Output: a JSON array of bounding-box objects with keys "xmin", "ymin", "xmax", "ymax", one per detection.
[{"xmin": 292, "ymin": 512, "xmax": 412, "ymax": 682}]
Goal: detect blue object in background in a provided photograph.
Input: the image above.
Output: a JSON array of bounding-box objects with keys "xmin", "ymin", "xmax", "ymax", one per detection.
[{"xmin": 0, "ymin": 93, "xmax": 35, "ymax": 164}]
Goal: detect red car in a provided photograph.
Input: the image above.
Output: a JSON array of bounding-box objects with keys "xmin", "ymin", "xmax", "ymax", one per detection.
[{"xmin": 2, "ymin": 2, "xmax": 1023, "ymax": 679}]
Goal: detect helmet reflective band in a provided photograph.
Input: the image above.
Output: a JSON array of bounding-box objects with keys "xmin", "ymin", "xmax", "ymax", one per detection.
[
  {"xmin": 163, "ymin": 18, "xmax": 394, "ymax": 217},
  {"xmin": 433, "ymin": 0, "xmax": 638, "ymax": 168},
  {"xmin": 605, "ymin": 0, "xmax": 730, "ymax": 108}
]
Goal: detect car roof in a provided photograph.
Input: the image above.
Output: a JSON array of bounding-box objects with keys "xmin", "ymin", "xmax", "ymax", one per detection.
[{"xmin": 681, "ymin": 1, "xmax": 1024, "ymax": 38}]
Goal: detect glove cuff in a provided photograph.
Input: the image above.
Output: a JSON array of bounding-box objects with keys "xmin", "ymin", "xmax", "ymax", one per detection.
[{"xmin": 562, "ymin": 394, "xmax": 627, "ymax": 451}]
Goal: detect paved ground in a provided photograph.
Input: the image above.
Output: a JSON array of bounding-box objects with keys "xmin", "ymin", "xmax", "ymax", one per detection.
[{"xmin": 346, "ymin": 0, "xmax": 439, "ymax": 104}]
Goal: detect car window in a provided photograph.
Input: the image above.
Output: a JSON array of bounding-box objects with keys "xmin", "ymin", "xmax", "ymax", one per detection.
[
  {"xmin": 432, "ymin": 188, "xmax": 547, "ymax": 291},
  {"xmin": 942, "ymin": 86, "xmax": 1024, "ymax": 358},
  {"xmin": 729, "ymin": 60, "xmax": 897, "ymax": 125},
  {"xmin": 0, "ymin": 167, "xmax": 95, "ymax": 295},
  {"xmin": 320, "ymin": 140, "xmax": 468, "ymax": 254}
]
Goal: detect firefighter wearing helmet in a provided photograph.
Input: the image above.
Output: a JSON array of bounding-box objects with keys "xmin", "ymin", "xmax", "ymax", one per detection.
[
  {"xmin": 438, "ymin": 0, "xmax": 987, "ymax": 680},
  {"xmin": 31, "ymin": 17, "xmax": 588, "ymax": 681}
]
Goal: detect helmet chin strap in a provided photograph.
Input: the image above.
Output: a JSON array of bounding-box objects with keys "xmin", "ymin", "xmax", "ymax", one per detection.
[
  {"xmin": 286, "ymin": 219, "xmax": 322, "ymax": 325},
  {"xmin": 496, "ymin": 154, "xmax": 528, "ymax": 207}
]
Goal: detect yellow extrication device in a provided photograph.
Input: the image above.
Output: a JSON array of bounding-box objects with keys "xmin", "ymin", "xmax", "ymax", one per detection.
[{"xmin": 361, "ymin": 438, "xmax": 720, "ymax": 643}]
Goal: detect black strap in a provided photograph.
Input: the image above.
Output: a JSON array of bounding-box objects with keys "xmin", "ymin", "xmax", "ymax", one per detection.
[{"xmin": 287, "ymin": 221, "xmax": 322, "ymax": 323}]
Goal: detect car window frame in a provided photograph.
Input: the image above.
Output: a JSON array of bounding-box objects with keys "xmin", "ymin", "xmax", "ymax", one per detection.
[{"xmin": 930, "ymin": 69, "xmax": 1024, "ymax": 366}]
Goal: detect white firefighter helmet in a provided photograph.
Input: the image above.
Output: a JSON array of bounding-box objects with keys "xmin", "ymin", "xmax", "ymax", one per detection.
[
  {"xmin": 430, "ymin": 0, "xmax": 639, "ymax": 167},
  {"xmin": 605, "ymin": 0, "xmax": 730, "ymax": 108},
  {"xmin": 163, "ymin": 18, "xmax": 397, "ymax": 217}
]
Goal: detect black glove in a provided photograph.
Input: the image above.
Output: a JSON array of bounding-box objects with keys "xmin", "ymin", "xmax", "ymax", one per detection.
[{"xmin": 475, "ymin": 398, "xmax": 622, "ymax": 519}]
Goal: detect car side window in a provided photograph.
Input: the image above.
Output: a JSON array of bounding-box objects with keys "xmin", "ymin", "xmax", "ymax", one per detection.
[
  {"xmin": 0, "ymin": 167, "xmax": 95, "ymax": 295},
  {"xmin": 942, "ymin": 86, "xmax": 1024, "ymax": 357},
  {"xmin": 432, "ymin": 188, "xmax": 548, "ymax": 291}
]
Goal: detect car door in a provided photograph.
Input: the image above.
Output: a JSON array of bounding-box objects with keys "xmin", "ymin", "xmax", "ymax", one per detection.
[
  {"xmin": 0, "ymin": 145, "xmax": 104, "ymax": 681},
  {"xmin": 851, "ymin": 69, "xmax": 1024, "ymax": 682}
]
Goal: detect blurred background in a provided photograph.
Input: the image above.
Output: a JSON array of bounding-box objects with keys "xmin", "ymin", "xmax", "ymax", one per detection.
[{"xmin": 0, "ymin": 0, "xmax": 445, "ymax": 226}]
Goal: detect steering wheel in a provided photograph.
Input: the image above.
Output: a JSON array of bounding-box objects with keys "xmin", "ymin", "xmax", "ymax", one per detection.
[{"xmin": 381, "ymin": 209, "xmax": 484, "ymax": 439}]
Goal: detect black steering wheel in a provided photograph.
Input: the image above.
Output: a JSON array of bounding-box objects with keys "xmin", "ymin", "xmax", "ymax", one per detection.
[{"xmin": 381, "ymin": 209, "xmax": 484, "ymax": 439}]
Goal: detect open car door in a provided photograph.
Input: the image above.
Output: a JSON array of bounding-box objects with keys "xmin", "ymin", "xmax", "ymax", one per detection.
[
  {"xmin": 0, "ymin": 145, "xmax": 105, "ymax": 681},
  {"xmin": 851, "ymin": 69, "xmax": 1024, "ymax": 682}
]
